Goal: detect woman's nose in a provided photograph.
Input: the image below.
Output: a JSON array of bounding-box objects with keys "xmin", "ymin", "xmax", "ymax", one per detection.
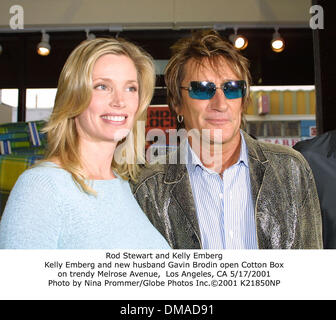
[{"xmin": 109, "ymin": 89, "xmax": 125, "ymax": 108}]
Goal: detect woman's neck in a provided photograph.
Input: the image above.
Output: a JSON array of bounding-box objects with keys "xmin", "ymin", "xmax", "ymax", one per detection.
[{"xmin": 78, "ymin": 139, "xmax": 117, "ymax": 180}]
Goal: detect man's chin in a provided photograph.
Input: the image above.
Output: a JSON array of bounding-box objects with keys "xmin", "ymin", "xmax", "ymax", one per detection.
[{"xmin": 201, "ymin": 132, "xmax": 233, "ymax": 145}]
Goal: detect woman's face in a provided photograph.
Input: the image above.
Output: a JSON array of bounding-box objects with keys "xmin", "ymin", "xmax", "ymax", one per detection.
[{"xmin": 75, "ymin": 54, "xmax": 139, "ymax": 146}]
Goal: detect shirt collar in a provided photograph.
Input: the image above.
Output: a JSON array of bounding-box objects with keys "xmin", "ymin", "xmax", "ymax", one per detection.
[{"xmin": 183, "ymin": 130, "xmax": 249, "ymax": 174}]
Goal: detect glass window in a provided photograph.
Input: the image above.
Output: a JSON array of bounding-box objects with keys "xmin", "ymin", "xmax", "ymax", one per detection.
[
  {"xmin": 1, "ymin": 88, "xmax": 56, "ymax": 123},
  {"xmin": 26, "ymin": 89, "xmax": 57, "ymax": 109},
  {"xmin": 265, "ymin": 121, "xmax": 282, "ymax": 137},
  {"xmin": 0, "ymin": 89, "xmax": 18, "ymax": 124},
  {"xmin": 0, "ymin": 89, "xmax": 18, "ymax": 107},
  {"xmin": 283, "ymin": 121, "xmax": 300, "ymax": 137},
  {"xmin": 247, "ymin": 122, "xmax": 265, "ymax": 137},
  {"xmin": 25, "ymin": 88, "xmax": 56, "ymax": 122},
  {"xmin": 247, "ymin": 120, "xmax": 301, "ymax": 138}
]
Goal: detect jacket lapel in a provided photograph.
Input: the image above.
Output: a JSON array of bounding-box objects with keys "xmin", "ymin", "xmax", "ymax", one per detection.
[
  {"xmin": 243, "ymin": 132, "xmax": 268, "ymax": 204},
  {"xmin": 243, "ymin": 132, "xmax": 270, "ymax": 248},
  {"xmin": 164, "ymin": 150, "xmax": 202, "ymax": 247}
]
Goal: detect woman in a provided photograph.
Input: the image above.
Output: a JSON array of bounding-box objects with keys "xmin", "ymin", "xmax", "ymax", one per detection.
[{"xmin": 0, "ymin": 38, "xmax": 170, "ymax": 249}]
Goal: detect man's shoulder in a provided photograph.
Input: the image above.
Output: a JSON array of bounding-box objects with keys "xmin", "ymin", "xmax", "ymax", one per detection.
[
  {"xmin": 246, "ymin": 135, "xmax": 311, "ymax": 171},
  {"xmin": 139, "ymin": 162, "xmax": 166, "ymax": 179},
  {"xmin": 131, "ymin": 147, "xmax": 187, "ymax": 187},
  {"xmin": 130, "ymin": 163, "xmax": 167, "ymax": 191},
  {"xmin": 294, "ymin": 130, "xmax": 336, "ymax": 157},
  {"xmin": 257, "ymin": 139, "xmax": 300, "ymax": 156}
]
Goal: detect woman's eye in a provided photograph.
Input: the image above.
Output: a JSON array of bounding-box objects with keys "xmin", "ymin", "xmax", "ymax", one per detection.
[
  {"xmin": 94, "ymin": 84, "xmax": 109, "ymax": 91},
  {"xmin": 127, "ymin": 86, "xmax": 138, "ymax": 92}
]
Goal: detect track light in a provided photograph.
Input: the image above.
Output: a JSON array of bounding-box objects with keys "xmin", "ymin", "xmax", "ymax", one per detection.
[
  {"xmin": 37, "ymin": 31, "xmax": 51, "ymax": 56},
  {"xmin": 271, "ymin": 29, "xmax": 285, "ymax": 53},
  {"xmin": 86, "ymin": 29, "xmax": 96, "ymax": 40},
  {"xmin": 229, "ymin": 29, "xmax": 248, "ymax": 50}
]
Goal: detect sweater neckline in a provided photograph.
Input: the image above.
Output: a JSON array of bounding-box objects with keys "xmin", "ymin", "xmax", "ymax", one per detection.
[{"xmin": 40, "ymin": 161, "xmax": 121, "ymax": 183}]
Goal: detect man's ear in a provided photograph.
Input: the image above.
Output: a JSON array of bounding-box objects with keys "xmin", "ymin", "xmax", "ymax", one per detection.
[{"xmin": 173, "ymin": 104, "xmax": 183, "ymax": 116}]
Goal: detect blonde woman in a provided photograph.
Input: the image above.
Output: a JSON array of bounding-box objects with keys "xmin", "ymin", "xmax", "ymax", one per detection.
[{"xmin": 0, "ymin": 38, "xmax": 170, "ymax": 249}]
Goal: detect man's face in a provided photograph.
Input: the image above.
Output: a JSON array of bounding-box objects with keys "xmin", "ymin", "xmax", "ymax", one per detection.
[{"xmin": 177, "ymin": 57, "xmax": 243, "ymax": 146}]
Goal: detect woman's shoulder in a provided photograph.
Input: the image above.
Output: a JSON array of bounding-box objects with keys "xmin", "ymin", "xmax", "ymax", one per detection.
[
  {"xmin": 24, "ymin": 160, "xmax": 67, "ymax": 176},
  {"xmin": 16, "ymin": 161, "xmax": 71, "ymax": 190}
]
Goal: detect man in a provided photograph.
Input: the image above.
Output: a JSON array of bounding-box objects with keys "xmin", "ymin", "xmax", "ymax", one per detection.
[
  {"xmin": 294, "ymin": 130, "xmax": 336, "ymax": 248},
  {"xmin": 131, "ymin": 30, "xmax": 323, "ymax": 249}
]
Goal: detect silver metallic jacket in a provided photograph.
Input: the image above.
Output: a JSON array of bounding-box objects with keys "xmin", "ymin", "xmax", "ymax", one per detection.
[{"xmin": 130, "ymin": 131, "xmax": 323, "ymax": 249}]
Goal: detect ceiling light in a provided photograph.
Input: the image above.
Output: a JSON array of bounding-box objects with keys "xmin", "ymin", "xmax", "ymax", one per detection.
[
  {"xmin": 229, "ymin": 29, "xmax": 248, "ymax": 50},
  {"xmin": 37, "ymin": 31, "xmax": 51, "ymax": 56},
  {"xmin": 271, "ymin": 29, "xmax": 285, "ymax": 53},
  {"xmin": 234, "ymin": 35, "xmax": 248, "ymax": 50}
]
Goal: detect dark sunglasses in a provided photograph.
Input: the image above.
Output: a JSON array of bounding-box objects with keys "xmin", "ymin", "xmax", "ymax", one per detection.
[{"xmin": 181, "ymin": 80, "xmax": 247, "ymax": 100}]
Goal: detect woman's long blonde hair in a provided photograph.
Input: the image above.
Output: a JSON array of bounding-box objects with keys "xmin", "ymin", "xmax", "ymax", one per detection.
[{"xmin": 42, "ymin": 37, "xmax": 155, "ymax": 194}]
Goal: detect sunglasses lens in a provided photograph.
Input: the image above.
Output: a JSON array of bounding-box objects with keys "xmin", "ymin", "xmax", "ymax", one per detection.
[
  {"xmin": 223, "ymin": 81, "xmax": 246, "ymax": 99},
  {"xmin": 189, "ymin": 81, "xmax": 216, "ymax": 100},
  {"xmin": 187, "ymin": 80, "xmax": 246, "ymax": 100}
]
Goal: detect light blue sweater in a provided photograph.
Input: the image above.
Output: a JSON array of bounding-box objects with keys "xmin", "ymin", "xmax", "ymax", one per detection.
[{"xmin": 0, "ymin": 163, "xmax": 171, "ymax": 249}]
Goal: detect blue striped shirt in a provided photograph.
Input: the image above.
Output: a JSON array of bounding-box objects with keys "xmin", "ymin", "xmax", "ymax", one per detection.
[{"xmin": 184, "ymin": 132, "xmax": 258, "ymax": 249}]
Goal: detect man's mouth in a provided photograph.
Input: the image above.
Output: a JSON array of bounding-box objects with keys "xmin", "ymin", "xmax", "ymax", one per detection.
[{"xmin": 206, "ymin": 118, "xmax": 230, "ymax": 124}]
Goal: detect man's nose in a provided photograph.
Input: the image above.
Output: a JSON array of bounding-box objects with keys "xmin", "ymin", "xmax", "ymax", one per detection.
[{"xmin": 210, "ymin": 87, "xmax": 229, "ymax": 111}]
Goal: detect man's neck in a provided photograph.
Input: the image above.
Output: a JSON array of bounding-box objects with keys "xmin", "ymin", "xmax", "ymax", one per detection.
[{"xmin": 188, "ymin": 132, "xmax": 242, "ymax": 174}]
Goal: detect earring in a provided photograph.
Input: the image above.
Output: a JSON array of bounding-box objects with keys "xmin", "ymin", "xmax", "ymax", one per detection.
[{"xmin": 177, "ymin": 115, "xmax": 184, "ymax": 123}]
